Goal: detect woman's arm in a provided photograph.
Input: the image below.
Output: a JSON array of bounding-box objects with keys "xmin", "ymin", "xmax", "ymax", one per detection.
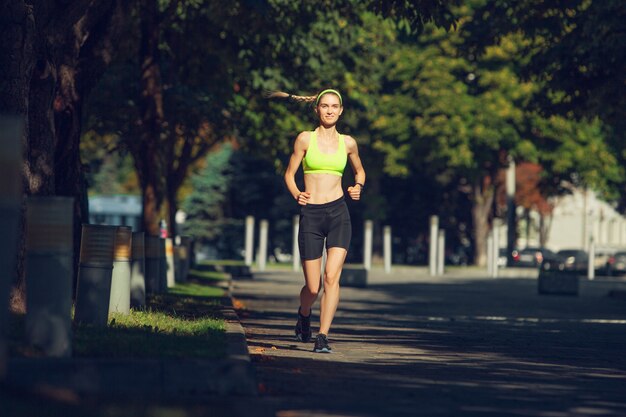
[
  {"xmin": 345, "ymin": 135, "xmax": 365, "ymax": 200},
  {"xmin": 284, "ymin": 132, "xmax": 311, "ymax": 205}
]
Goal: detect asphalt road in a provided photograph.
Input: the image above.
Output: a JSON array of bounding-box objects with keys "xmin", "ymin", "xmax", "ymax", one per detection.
[{"xmin": 233, "ymin": 268, "xmax": 626, "ymax": 417}]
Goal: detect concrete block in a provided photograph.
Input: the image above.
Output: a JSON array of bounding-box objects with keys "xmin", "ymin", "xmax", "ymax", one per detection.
[
  {"xmin": 229, "ymin": 265, "xmax": 253, "ymax": 280},
  {"xmin": 341, "ymin": 266, "xmax": 367, "ymax": 288},
  {"xmin": 538, "ymin": 269, "xmax": 579, "ymax": 296}
]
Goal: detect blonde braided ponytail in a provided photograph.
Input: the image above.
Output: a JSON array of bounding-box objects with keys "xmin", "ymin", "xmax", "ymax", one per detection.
[{"xmin": 263, "ymin": 90, "xmax": 318, "ymax": 103}]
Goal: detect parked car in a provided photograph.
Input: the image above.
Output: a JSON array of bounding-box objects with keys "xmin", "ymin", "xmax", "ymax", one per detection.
[
  {"xmin": 606, "ymin": 251, "xmax": 626, "ymax": 276},
  {"xmin": 594, "ymin": 248, "xmax": 617, "ymax": 275},
  {"xmin": 511, "ymin": 247, "xmax": 558, "ymax": 268},
  {"xmin": 556, "ymin": 249, "xmax": 589, "ymax": 272}
]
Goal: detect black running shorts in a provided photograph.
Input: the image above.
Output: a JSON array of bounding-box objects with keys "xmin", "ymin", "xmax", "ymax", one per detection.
[{"xmin": 298, "ymin": 196, "xmax": 352, "ymax": 261}]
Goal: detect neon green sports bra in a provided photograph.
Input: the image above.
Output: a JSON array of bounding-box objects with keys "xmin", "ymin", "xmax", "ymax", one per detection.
[{"xmin": 302, "ymin": 131, "xmax": 347, "ymax": 176}]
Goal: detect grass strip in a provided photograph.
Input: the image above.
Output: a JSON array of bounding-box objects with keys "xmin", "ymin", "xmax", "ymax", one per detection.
[
  {"xmin": 187, "ymin": 268, "xmax": 229, "ymax": 283},
  {"xmin": 198, "ymin": 259, "xmax": 245, "ymax": 267},
  {"xmin": 74, "ymin": 282, "xmax": 226, "ymax": 358}
]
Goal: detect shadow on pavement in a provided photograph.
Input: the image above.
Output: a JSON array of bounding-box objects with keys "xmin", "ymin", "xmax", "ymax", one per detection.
[{"xmin": 239, "ymin": 276, "xmax": 626, "ymax": 417}]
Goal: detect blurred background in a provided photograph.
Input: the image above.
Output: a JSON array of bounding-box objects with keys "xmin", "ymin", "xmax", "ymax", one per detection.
[{"xmin": 3, "ymin": 0, "xmax": 625, "ymax": 293}]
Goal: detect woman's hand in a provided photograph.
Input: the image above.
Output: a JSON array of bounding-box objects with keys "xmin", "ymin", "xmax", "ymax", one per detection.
[
  {"xmin": 297, "ymin": 191, "xmax": 311, "ymax": 206},
  {"xmin": 347, "ymin": 184, "xmax": 362, "ymax": 200}
]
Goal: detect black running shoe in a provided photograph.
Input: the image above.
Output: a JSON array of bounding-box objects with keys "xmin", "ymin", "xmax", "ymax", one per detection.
[
  {"xmin": 295, "ymin": 307, "xmax": 312, "ymax": 342},
  {"xmin": 313, "ymin": 333, "xmax": 332, "ymax": 353}
]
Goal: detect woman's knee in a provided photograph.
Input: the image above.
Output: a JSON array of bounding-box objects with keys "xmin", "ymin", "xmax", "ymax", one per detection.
[
  {"xmin": 305, "ymin": 283, "xmax": 321, "ymax": 297},
  {"xmin": 323, "ymin": 272, "xmax": 341, "ymax": 289}
]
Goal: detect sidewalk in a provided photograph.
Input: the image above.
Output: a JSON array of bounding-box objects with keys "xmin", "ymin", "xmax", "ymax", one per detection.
[{"xmin": 233, "ymin": 267, "xmax": 626, "ymax": 417}]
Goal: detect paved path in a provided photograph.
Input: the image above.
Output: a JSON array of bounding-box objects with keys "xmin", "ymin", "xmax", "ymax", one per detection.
[{"xmin": 233, "ymin": 268, "xmax": 626, "ymax": 417}]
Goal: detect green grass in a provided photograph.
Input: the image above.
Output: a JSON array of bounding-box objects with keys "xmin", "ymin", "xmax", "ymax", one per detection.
[
  {"xmin": 8, "ymin": 281, "xmax": 227, "ymax": 359},
  {"xmin": 197, "ymin": 259, "xmax": 245, "ymax": 267},
  {"xmin": 187, "ymin": 268, "xmax": 229, "ymax": 283},
  {"xmin": 74, "ymin": 310, "xmax": 225, "ymax": 359},
  {"xmin": 73, "ymin": 283, "xmax": 226, "ymax": 358},
  {"xmin": 168, "ymin": 281, "xmax": 225, "ymax": 297},
  {"xmin": 3, "ymin": 279, "xmax": 230, "ymax": 416},
  {"xmin": 265, "ymin": 261, "xmax": 292, "ymax": 270}
]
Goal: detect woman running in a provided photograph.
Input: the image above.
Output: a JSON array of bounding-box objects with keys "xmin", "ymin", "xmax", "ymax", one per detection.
[{"xmin": 275, "ymin": 88, "xmax": 366, "ymax": 353}]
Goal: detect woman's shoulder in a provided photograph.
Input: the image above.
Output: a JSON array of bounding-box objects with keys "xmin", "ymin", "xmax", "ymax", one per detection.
[
  {"xmin": 296, "ymin": 131, "xmax": 313, "ymax": 141},
  {"xmin": 294, "ymin": 131, "xmax": 312, "ymax": 149},
  {"xmin": 342, "ymin": 134, "xmax": 358, "ymax": 151}
]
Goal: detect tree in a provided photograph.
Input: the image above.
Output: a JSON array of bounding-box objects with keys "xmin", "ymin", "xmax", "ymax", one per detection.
[
  {"xmin": 351, "ymin": 5, "xmax": 620, "ymax": 265},
  {"xmin": 86, "ymin": 0, "xmax": 462, "ymax": 243},
  {"xmin": 182, "ymin": 144, "xmax": 288, "ymax": 259},
  {"xmin": 86, "ymin": 0, "xmax": 248, "ymax": 236},
  {"xmin": 465, "ymin": 0, "xmax": 626, "ymax": 208},
  {"xmin": 0, "ymin": 0, "xmax": 128, "ymax": 306},
  {"xmin": 465, "ymin": 0, "xmax": 625, "ymax": 128}
]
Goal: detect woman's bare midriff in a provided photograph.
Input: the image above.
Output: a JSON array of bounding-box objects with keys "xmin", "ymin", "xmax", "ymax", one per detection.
[{"xmin": 304, "ymin": 173, "xmax": 344, "ymax": 204}]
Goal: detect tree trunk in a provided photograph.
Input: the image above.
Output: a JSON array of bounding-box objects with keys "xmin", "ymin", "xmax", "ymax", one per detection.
[
  {"xmin": 0, "ymin": 2, "xmax": 35, "ymax": 115},
  {"xmin": 55, "ymin": 1, "xmax": 126, "ymax": 293},
  {"xmin": 54, "ymin": 83, "xmax": 88, "ymax": 296},
  {"xmin": 141, "ymin": 182, "xmax": 161, "ymax": 236},
  {"xmin": 0, "ymin": 2, "xmax": 36, "ymax": 310},
  {"xmin": 15, "ymin": 27, "xmax": 60, "ymax": 311},
  {"xmin": 471, "ymin": 175, "xmax": 495, "ymax": 267},
  {"xmin": 539, "ymin": 213, "xmax": 552, "ymax": 247},
  {"xmin": 134, "ymin": 0, "xmax": 164, "ymax": 235},
  {"xmin": 524, "ymin": 208, "xmax": 531, "ymax": 245},
  {"xmin": 166, "ymin": 186, "xmax": 178, "ymax": 239},
  {"xmin": 2, "ymin": 1, "xmax": 125, "ymax": 307}
]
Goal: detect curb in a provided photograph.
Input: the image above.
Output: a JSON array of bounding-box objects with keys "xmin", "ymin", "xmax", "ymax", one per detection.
[{"xmin": 219, "ymin": 292, "xmax": 258, "ymax": 396}]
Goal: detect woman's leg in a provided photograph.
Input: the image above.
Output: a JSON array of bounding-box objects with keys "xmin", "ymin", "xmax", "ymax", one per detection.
[
  {"xmin": 300, "ymin": 257, "xmax": 323, "ymax": 316},
  {"xmin": 319, "ymin": 247, "xmax": 348, "ymax": 335}
]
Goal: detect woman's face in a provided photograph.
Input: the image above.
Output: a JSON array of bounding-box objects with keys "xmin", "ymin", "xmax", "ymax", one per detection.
[{"xmin": 315, "ymin": 93, "xmax": 343, "ymax": 126}]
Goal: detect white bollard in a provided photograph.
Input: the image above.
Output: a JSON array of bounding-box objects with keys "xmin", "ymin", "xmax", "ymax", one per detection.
[
  {"xmin": 130, "ymin": 232, "xmax": 146, "ymax": 308},
  {"xmin": 437, "ymin": 229, "xmax": 445, "ymax": 276},
  {"xmin": 109, "ymin": 226, "xmax": 132, "ymax": 314},
  {"xmin": 429, "ymin": 216, "xmax": 438, "ymax": 276},
  {"xmin": 588, "ymin": 237, "xmax": 595, "ymax": 280},
  {"xmin": 165, "ymin": 238, "xmax": 175, "ymax": 288},
  {"xmin": 245, "ymin": 216, "xmax": 254, "ymax": 266},
  {"xmin": 492, "ymin": 220, "xmax": 501, "ymax": 278},
  {"xmin": 292, "ymin": 215, "xmax": 300, "ymax": 271},
  {"xmin": 258, "ymin": 219, "xmax": 268, "ymax": 271},
  {"xmin": 363, "ymin": 220, "xmax": 373, "ymax": 271},
  {"xmin": 487, "ymin": 233, "xmax": 494, "ymax": 277},
  {"xmin": 383, "ymin": 226, "xmax": 392, "ymax": 274}
]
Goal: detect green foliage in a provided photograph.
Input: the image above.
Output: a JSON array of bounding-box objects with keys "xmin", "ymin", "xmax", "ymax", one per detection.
[
  {"xmin": 182, "ymin": 144, "xmax": 235, "ymax": 242},
  {"xmin": 532, "ymin": 116, "xmax": 623, "ymax": 199},
  {"xmin": 464, "ymin": 0, "xmax": 626, "ymax": 207},
  {"xmin": 182, "ymin": 144, "xmax": 290, "ymax": 258},
  {"xmin": 466, "ymin": 0, "xmax": 625, "ymax": 124},
  {"xmin": 80, "ymin": 0, "xmax": 623, "ymax": 265}
]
